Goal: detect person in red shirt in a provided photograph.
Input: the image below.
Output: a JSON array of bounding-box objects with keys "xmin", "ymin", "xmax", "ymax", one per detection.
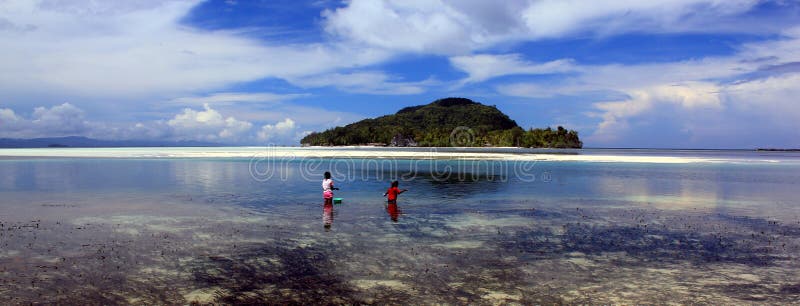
[{"xmin": 383, "ymin": 180, "xmax": 408, "ymax": 203}]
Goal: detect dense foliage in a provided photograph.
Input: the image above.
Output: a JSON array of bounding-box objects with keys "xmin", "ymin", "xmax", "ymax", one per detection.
[{"xmin": 300, "ymin": 97, "xmax": 582, "ymax": 148}]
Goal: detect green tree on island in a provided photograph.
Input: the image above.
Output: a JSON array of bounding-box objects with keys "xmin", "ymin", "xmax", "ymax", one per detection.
[{"xmin": 300, "ymin": 97, "xmax": 582, "ymax": 148}]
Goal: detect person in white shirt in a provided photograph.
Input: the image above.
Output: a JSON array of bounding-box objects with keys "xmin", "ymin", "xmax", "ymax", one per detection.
[{"xmin": 322, "ymin": 171, "xmax": 338, "ymax": 204}]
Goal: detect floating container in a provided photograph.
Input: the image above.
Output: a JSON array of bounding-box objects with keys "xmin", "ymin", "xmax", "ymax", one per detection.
[{"xmin": 333, "ymin": 198, "xmax": 343, "ymax": 204}]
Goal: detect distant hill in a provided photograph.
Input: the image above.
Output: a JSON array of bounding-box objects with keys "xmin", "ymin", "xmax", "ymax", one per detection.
[
  {"xmin": 300, "ymin": 97, "xmax": 582, "ymax": 148},
  {"xmin": 0, "ymin": 136, "xmax": 221, "ymax": 148}
]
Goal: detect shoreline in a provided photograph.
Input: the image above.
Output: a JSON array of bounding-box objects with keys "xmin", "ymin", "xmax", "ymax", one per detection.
[{"xmin": 0, "ymin": 147, "xmax": 795, "ymax": 164}]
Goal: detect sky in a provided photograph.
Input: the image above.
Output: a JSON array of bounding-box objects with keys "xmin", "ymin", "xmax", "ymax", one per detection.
[{"xmin": 1, "ymin": 0, "xmax": 799, "ymax": 148}]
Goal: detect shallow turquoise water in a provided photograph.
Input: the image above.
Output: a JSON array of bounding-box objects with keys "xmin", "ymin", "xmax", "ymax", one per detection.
[{"xmin": 1, "ymin": 155, "xmax": 800, "ymax": 303}]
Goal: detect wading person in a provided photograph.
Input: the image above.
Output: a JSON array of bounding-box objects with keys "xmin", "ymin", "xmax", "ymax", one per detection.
[
  {"xmin": 322, "ymin": 171, "xmax": 338, "ymax": 204},
  {"xmin": 383, "ymin": 180, "xmax": 408, "ymax": 204}
]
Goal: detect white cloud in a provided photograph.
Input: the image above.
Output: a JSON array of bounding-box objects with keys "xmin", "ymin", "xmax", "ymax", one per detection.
[
  {"xmin": 125, "ymin": 121, "xmax": 171, "ymax": 140},
  {"xmin": 324, "ymin": 1, "xmax": 472, "ymax": 54},
  {"xmin": 0, "ymin": 102, "xmax": 352, "ymax": 145},
  {"xmin": 495, "ymin": 26, "xmax": 800, "ymax": 148},
  {"xmin": 497, "ymin": 82, "xmax": 581, "ymax": 98},
  {"xmin": 169, "ymin": 92, "xmax": 310, "ymax": 106},
  {"xmin": 214, "ymin": 104, "xmax": 363, "ymax": 129},
  {"xmin": 167, "ymin": 103, "xmax": 253, "ymax": 142},
  {"xmin": 0, "ymin": 108, "xmax": 24, "ymax": 132},
  {"xmin": 291, "ymin": 71, "xmax": 432, "ymax": 95},
  {"xmin": 520, "ymin": 0, "xmax": 757, "ymax": 39},
  {"xmin": 256, "ymin": 117, "xmax": 314, "ymax": 145},
  {"xmin": 0, "ymin": 103, "xmax": 92, "ymax": 138},
  {"xmin": 723, "ymin": 73, "xmax": 800, "ymax": 130},
  {"xmin": 496, "ymin": 54, "xmax": 766, "ymax": 99},
  {"xmin": 3, "ymin": 0, "xmax": 797, "ymax": 148},
  {"xmin": 589, "ymin": 82, "xmax": 723, "ymax": 144},
  {"xmin": 31, "ymin": 103, "xmax": 91, "ymax": 135},
  {"xmin": 257, "ymin": 118, "xmax": 296, "ymax": 142},
  {"xmin": 0, "ymin": 0, "xmax": 786, "ymax": 101},
  {"xmin": 323, "ymin": 0, "xmax": 763, "ymax": 55},
  {"xmin": 450, "ymin": 54, "xmax": 575, "ymax": 85},
  {"xmin": 0, "ymin": 0, "xmax": 392, "ymax": 98},
  {"xmin": 739, "ymin": 27, "xmax": 800, "ymax": 64},
  {"xmin": 583, "ymin": 73, "xmax": 800, "ymax": 148}
]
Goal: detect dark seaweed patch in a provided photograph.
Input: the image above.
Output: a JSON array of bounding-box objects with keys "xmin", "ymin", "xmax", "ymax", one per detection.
[
  {"xmin": 562, "ymin": 223, "xmax": 786, "ymax": 265},
  {"xmin": 780, "ymin": 283, "xmax": 800, "ymax": 294},
  {"xmin": 497, "ymin": 221, "xmax": 790, "ymax": 266},
  {"xmin": 707, "ymin": 282, "xmax": 800, "ymax": 302},
  {"xmin": 497, "ymin": 228, "xmax": 562, "ymax": 259},
  {"xmin": 715, "ymin": 214, "xmax": 800, "ymax": 237},
  {"xmin": 189, "ymin": 242, "xmax": 362, "ymax": 305}
]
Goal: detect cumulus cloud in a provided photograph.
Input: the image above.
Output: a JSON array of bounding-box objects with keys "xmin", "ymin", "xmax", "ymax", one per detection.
[
  {"xmin": 0, "ymin": 108, "xmax": 25, "ymax": 133},
  {"xmin": 0, "ymin": 102, "xmax": 253, "ymax": 142},
  {"xmin": 256, "ymin": 118, "xmax": 315, "ymax": 145},
  {"xmin": 323, "ymin": 0, "xmax": 764, "ymax": 55},
  {"xmin": 167, "ymin": 103, "xmax": 253, "ymax": 142},
  {"xmin": 0, "ymin": 103, "xmax": 91, "ymax": 138},
  {"xmin": 0, "ymin": 102, "xmax": 338, "ymax": 145},
  {"xmin": 31, "ymin": 103, "xmax": 91, "ymax": 135},
  {"xmin": 257, "ymin": 118, "xmax": 296, "ymax": 142}
]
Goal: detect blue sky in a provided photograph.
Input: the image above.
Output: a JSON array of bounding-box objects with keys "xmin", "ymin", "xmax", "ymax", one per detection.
[{"xmin": 1, "ymin": 0, "xmax": 800, "ymax": 148}]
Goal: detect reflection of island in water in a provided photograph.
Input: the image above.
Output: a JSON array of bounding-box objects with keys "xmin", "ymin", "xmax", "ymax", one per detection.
[
  {"xmin": 386, "ymin": 202, "xmax": 401, "ymax": 222},
  {"xmin": 323, "ymin": 202, "xmax": 333, "ymax": 230}
]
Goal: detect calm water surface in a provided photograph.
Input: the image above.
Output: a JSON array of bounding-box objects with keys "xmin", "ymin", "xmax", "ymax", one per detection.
[{"xmin": 1, "ymin": 152, "xmax": 800, "ymax": 304}]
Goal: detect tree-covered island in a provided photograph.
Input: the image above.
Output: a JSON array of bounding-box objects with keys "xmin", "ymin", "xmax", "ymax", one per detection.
[{"xmin": 300, "ymin": 97, "xmax": 582, "ymax": 148}]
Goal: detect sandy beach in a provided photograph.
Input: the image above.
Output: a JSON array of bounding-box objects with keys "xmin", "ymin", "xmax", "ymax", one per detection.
[{"xmin": 0, "ymin": 147, "xmax": 791, "ymax": 164}]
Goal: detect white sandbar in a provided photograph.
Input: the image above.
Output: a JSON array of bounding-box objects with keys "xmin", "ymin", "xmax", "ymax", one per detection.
[{"xmin": 0, "ymin": 146, "xmax": 790, "ymax": 164}]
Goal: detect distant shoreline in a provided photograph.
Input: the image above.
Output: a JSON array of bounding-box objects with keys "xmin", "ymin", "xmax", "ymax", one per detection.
[
  {"xmin": 756, "ymin": 148, "xmax": 800, "ymax": 152},
  {"xmin": 0, "ymin": 136, "xmax": 221, "ymax": 148}
]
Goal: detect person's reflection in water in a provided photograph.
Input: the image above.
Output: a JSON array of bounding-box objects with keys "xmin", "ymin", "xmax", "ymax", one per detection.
[
  {"xmin": 386, "ymin": 200, "xmax": 401, "ymax": 222},
  {"xmin": 323, "ymin": 202, "xmax": 333, "ymax": 231}
]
